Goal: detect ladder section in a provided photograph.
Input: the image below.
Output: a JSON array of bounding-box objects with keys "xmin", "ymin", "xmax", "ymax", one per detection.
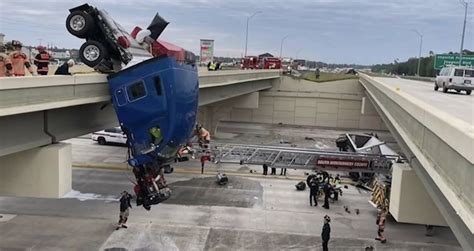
[{"xmin": 213, "ymin": 143, "xmax": 398, "ymax": 174}]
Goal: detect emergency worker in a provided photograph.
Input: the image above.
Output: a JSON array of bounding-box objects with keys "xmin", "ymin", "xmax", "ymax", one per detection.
[
  {"xmin": 116, "ymin": 191, "xmax": 132, "ymax": 230},
  {"xmin": 8, "ymin": 40, "xmax": 35, "ymax": 76},
  {"xmin": 0, "ymin": 44, "xmax": 12, "ymax": 77},
  {"xmin": 322, "ymin": 181, "xmax": 331, "ymax": 209},
  {"xmin": 375, "ymin": 208, "xmax": 387, "ymax": 243},
  {"xmin": 321, "ymin": 215, "xmax": 331, "ymax": 251},
  {"xmin": 34, "ymin": 46, "xmax": 50, "ymax": 75},
  {"xmin": 309, "ymin": 177, "xmax": 319, "ymax": 207},
  {"xmin": 55, "ymin": 59, "xmax": 74, "ymax": 75}
]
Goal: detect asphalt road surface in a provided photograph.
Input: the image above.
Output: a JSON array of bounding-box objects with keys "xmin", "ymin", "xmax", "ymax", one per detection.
[{"xmin": 374, "ymin": 77, "xmax": 474, "ymax": 125}]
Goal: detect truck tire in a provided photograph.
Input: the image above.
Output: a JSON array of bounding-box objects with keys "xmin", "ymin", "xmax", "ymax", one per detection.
[
  {"xmin": 467, "ymin": 90, "xmax": 472, "ymax": 95},
  {"xmin": 434, "ymin": 82, "xmax": 438, "ymax": 91},
  {"xmin": 442, "ymin": 83, "xmax": 448, "ymax": 93},
  {"xmin": 97, "ymin": 137, "xmax": 106, "ymax": 145},
  {"xmin": 66, "ymin": 11, "xmax": 95, "ymax": 38},
  {"xmin": 79, "ymin": 40, "xmax": 108, "ymax": 68}
]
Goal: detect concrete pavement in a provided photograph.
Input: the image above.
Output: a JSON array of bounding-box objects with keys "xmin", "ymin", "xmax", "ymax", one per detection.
[{"xmin": 0, "ymin": 168, "xmax": 461, "ymax": 250}]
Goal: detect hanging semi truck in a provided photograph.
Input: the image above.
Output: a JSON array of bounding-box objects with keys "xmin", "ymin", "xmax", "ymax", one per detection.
[{"xmin": 66, "ymin": 4, "xmax": 198, "ymax": 210}]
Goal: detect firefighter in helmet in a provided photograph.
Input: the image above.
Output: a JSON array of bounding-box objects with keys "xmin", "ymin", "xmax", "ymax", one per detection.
[
  {"xmin": 34, "ymin": 45, "xmax": 50, "ymax": 75},
  {"xmin": 0, "ymin": 44, "xmax": 12, "ymax": 77},
  {"xmin": 7, "ymin": 40, "xmax": 35, "ymax": 76}
]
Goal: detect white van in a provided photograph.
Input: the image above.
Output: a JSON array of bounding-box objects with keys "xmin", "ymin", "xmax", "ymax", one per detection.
[{"xmin": 435, "ymin": 66, "xmax": 473, "ymax": 95}]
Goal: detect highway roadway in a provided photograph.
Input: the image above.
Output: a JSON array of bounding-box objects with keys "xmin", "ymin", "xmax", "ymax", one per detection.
[
  {"xmin": 0, "ymin": 168, "xmax": 460, "ymax": 250},
  {"xmin": 373, "ymin": 77, "xmax": 473, "ymax": 125}
]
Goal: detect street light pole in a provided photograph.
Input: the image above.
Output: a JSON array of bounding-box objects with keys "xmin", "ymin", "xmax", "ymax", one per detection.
[
  {"xmin": 279, "ymin": 35, "xmax": 289, "ymax": 59},
  {"xmin": 459, "ymin": 0, "xmax": 468, "ymax": 65},
  {"xmin": 411, "ymin": 29, "xmax": 423, "ymax": 76},
  {"xmin": 244, "ymin": 11, "xmax": 261, "ymax": 58}
]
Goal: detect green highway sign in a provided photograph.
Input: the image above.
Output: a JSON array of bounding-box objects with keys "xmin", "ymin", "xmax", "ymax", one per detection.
[{"xmin": 434, "ymin": 54, "xmax": 474, "ymax": 70}]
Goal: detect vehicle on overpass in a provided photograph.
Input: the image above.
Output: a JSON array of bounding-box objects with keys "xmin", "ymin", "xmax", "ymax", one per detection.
[
  {"xmin": 434, "ymin": 66, "xmax": 473, "ymax": 95},
  {"xmin": 66, "ymin": 4, "xmax": 166, "ymax": 72},
  {"xmin": 67, "ymin": 4, "xmax": 199, "ymax": 210},
  {"xmin": 241, "ymin": 55, "xmax": 282, "ymax": 70},
  {"xmin": 241, "ymin": 56, "xmax": 259, "ymax": 69},
  {"xmin": 91, "ymin": 127, "xmax": 127, "ymax": 145}
]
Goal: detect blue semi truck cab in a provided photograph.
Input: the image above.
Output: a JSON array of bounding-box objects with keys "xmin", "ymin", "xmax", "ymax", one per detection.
[{"xmin": 108, "ymin": 56, "xmax": 198, "ymax": 209}]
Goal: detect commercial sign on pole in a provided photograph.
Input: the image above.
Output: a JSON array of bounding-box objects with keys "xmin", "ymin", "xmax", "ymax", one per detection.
[
  {"xmin": 434, "ymin": 54, "xmax": 474, "ymax": 70},
  {"xmin": 200, "ymin": 39, "xmax": 214, "ymax": 65}
]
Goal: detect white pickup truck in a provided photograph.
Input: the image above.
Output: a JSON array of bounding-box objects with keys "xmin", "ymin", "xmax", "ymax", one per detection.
[{"xmin": 91, "ymin": 127, "xmax": 127, "ymax": 145}]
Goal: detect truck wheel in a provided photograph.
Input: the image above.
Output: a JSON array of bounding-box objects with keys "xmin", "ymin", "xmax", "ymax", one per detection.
[
  {"xmin": 66, "ymin": 11, "xmax": 95, "ymax": 38},
  {"xmin": 79, "ymin": 40, "xmax": 108, "ymax": 68},
  {"xmin": 434, "ymin": 83, "xmax": 438, "ymax": 91},
  {"xmin": 442, "ymin": 83, "xmax": 448, "ymax": 93},
  {"xmin": 467, "ymin": 90, "xmax": 472, "ymax": 95},
  {"xmin": 97, "ymin": 137, "xmax": 106, "ymax": 145}
]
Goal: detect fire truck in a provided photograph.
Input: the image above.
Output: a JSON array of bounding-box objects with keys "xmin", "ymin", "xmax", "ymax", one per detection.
[{"xmin": 241, "ymin": 55, "xmax": 281, "ymax": 70}]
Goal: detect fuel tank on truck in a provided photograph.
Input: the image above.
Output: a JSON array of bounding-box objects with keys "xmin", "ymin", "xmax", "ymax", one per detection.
[{"xmin": 107, "ymin": 56, "xmax": 199, "ymax": 167}]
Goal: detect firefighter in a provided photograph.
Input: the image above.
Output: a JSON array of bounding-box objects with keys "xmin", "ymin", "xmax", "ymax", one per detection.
[
  {"xmin": 309, "ymin": 177, "xmax": 319, "ymax": 207},
  {"xmin": 8, "ymin": 40, "xmax": 35, "ymax": 76},
  {"xmin": 0, "ymin": 44, "xmax": 12, "ymax": 77},
  {"xmin": 375, "ymin": 208, "xmax": 387, "ymax": 243},
  {"xmin": 322, "ymin": 181, "xmax": 332, "ymax": 209},
  {"xmin": 34, "ymin": 46, "xmax": 50, "ymax": 75}
]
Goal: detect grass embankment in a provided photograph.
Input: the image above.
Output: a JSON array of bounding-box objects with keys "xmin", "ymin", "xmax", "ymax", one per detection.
[{"xmin": 302, "ymin": 71, "xmax": 358, "ymax": 82}]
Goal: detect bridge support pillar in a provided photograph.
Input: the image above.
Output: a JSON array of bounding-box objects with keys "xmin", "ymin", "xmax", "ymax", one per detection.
[
  {"xmin": 389, "ymin": 163, "xmax": 447, "ymax": 226},
  {"xmin": 0, "ymin": 143, "xmax": 72, "ymax": 198}
]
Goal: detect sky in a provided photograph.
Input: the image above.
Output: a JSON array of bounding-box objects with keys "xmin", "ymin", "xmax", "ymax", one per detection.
[{"xmin": 0, "ymin": 0, "xmax": 473, "ymax": 65}]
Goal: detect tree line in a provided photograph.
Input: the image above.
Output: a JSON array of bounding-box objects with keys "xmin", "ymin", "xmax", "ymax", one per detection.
[{"xmin": 371, "ymin": 49, "xmax": 474, "ymax": 77}]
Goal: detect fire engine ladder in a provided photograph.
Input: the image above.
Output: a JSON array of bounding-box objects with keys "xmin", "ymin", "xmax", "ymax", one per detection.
[{"xmin": 212, "ymin": 143, "xmax": 399, "ymax": 174}]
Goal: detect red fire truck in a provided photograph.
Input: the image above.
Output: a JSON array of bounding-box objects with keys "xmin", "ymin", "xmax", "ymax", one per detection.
[{"xmin": 241, "ymin": 55, "xmax": 281, "ymax": 70}]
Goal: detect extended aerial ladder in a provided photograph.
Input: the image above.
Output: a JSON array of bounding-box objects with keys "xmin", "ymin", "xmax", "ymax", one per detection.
[{"xmin": 212, "ymin": 143, "xmax": 400, "ymax": 174}]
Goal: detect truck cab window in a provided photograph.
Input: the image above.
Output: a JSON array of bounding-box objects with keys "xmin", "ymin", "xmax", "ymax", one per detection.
[
  {"xmin": 127, "ymin": 81, "xmax": 146, "ymax": 101},
  {"xmin": 154, "ymin": 76, "xmax": 162, "ymax": 96}
]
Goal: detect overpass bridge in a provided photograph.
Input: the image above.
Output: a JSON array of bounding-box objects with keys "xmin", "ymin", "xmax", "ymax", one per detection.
[
  {"xmin": 0, "ymin": 70, "xmax": 279, "ymax": 157},
  {"xmin": 359, "ymin": 74, "xmax": 473, "ymax": 249},
  {"xmin": 0, "ymin": 70, "xmax": 472, "ymax": 249}
]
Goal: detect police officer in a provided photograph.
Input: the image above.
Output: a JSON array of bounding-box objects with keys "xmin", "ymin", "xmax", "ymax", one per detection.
[
  {"xmin": 309, "ymin": 177, "xmax": 319, "ymax": 207},
  {"xmin": 8, "ymin": 40, "xmax": 35, "ymax": 76},
  {"xmin": 322, "ymin": 181, "xmax": 332, "ymax": 209},
  {"xmin": 321, "ymin": 215, "xmax": 331, "ymax": 251},
  {"xmin": 34, "ymin": 46, "xmax": 50, "ymax": 75},
  {"xmin": 0, "ymin": 44, "xmax": 12, "ymax": 77}
]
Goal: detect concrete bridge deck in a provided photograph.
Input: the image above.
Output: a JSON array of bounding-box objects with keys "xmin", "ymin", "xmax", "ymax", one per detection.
[
  {"xmin": 359, "ymin": 74, "xmax": 473, "ymax": 250},
  {"xmin": 0, "ymin": 70, "xmax": 280, "ymax": 157}
]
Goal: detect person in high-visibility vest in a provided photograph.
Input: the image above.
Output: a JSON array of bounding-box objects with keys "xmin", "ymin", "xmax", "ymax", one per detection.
[
  {"xmin": 34, "ymin": 46, "xmax": 50, "ymax": 75},
  {"xmin": 0, "ymin": 44, "xmax": 12, "ymax": 77},
  {"xmin": 7, "ymin": 40, "xmax": 35, "ymax": 76}
]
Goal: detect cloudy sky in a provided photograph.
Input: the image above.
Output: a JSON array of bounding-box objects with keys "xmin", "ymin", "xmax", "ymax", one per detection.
[{"xmin": 0, "ymin": 0, "xmax": 472, "ymax": 65}]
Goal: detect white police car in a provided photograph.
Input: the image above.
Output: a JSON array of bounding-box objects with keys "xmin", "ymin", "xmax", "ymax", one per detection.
[{"xmin": 91, "ymin": 127, "xmax": 127, "ymax": 145}]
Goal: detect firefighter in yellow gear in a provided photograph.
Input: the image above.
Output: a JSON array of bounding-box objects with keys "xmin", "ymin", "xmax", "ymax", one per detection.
[
  {"xmin": 0, "ymin": 44, "xmax": 12, "ymax": 77},
  {"xmin": 34, "ymin": 46, "xmax": 50, "ymax": 75},
  {"xmin": 7, "ymin": 40, "xmax": 35, "ymax": 76}
]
